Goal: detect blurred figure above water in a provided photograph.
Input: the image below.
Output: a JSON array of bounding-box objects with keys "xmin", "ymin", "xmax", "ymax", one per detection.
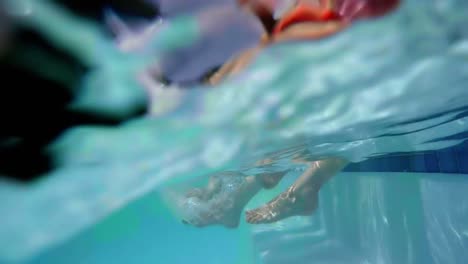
[{"xmin": 202, "ymin": 0, "xmax": 401, "ymax": 85}]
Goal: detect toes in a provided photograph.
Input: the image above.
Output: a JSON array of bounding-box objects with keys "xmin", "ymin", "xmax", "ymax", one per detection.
[
  {"xmin": 245, "ymin": 210, "xmax": 256, "ymax": 223},
  {"xmin": 246, "ymin": 210, "xmax": 253, "ymax": 218},
  {"xmin": 246, "ymin": 209, "xmax": 268, "ymax": 223}
]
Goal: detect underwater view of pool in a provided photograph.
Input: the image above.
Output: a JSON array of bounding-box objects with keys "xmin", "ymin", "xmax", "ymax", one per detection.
[{"xmin": 0, "ymin": 0, "xmax": 467, "ymax": 263}]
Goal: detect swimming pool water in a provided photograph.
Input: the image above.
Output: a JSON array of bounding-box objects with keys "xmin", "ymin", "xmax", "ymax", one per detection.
[
  {"xmin": 1, "ymin": 0, "xmax": 468, "ymax": 263},
  {"xmin": 20, "ymin": 172, "xmax": 468, "ymax": 264}
]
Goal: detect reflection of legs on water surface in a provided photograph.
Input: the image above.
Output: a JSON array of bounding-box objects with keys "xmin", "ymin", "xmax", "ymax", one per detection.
[{"xmin": 246, "ymin": 157, "xmax": 349, "ymax": 224}]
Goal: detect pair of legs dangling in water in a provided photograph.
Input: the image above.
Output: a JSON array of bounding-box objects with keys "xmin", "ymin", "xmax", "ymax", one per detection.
[
  {"xmin": 183, "ymin": 156, "xmax": 349, "ymax": 228},
  {"xmin": 181, "ymin": 0, "xmax": 400, "ymax": 227}
]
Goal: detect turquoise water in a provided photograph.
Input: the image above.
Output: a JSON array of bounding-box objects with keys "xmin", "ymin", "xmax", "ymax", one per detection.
[
  {"xmin": 24, "ymin": 172, "xmax": 468, "ymax": 264},
  {"xmin": 1, "ymin": 0, "xmax": 468, "ymax": 263}
]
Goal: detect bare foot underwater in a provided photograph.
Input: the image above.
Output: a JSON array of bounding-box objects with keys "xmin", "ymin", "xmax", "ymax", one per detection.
[
  {"xmin": 181, "ymin": 170, "xmax": 288, "ymax": 228},
  {"xmin": 179, "ymin": 0, "xmax": 400, "ymax": 228},
  {"xmin": 245, "ymin": 157, "xmax": 348, "ymax": 224},
  {"xmin": 182, "ymin": 157, "xmax": 348, "ymax": 227}
]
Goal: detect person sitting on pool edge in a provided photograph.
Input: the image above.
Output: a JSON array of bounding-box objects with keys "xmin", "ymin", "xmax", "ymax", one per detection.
[
  {"xmin": 179, "ymin": 0, "xmax": 401, "ymax": 227},
  {"xmin": 207, "ymin": 0, "xmax": 401, "ymax": 85}
]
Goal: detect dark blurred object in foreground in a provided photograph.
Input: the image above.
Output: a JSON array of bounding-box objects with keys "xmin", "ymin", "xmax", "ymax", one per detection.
[
  {"xmin": 55, "ymin": 0, "xmax": 159, "ymax": 20},
  {"xmin": 0, "ymin": 0, "xmax": 157, "ymax": 182}
]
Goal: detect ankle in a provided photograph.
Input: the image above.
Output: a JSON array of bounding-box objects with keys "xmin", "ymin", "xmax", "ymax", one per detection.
[
  {"xmin": 258, "ymin": 171, "xmax": 286, "ymax": 189},
  {"xmin": 293, "ymin": 184, "xmax": 319, "ymax": 200}
]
